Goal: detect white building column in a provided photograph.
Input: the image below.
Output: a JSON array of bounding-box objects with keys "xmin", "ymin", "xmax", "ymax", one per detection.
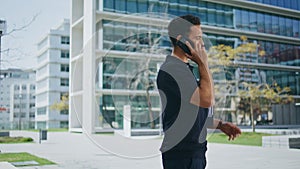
[{"xmin": 82, "ymin": 0, "xmax": 97, "ymax": 134}]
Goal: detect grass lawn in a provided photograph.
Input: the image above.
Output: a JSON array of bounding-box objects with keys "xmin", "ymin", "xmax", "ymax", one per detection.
[
  {"xmin": 207, "ymin": 132, "xmax": 276, "ymax": 146},
  {"xmin": 26, "ymin": 128, "xmax": 68, "ymax": 132},
  {"xmin": 0, "ymin": 137, "xmax": 33, "ymax": 144},
  {"xmin": 0, "ymin": 152, "xmax": 55, "ymax": 167}
]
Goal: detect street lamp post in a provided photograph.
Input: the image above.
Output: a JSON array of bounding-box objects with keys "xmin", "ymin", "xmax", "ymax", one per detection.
[
  {"xmin": 19, "ymin": 94, "xmax": 22, "ymax": 130},
  {"xmin": 0, "ymin": 20, "xmax": 7, "ymax": 80}
]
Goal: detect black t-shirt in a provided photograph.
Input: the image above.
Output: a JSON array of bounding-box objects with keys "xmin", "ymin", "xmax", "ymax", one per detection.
[{"xmin": 157, "ymin": 55, "xmax": 209, "ymax": 159}]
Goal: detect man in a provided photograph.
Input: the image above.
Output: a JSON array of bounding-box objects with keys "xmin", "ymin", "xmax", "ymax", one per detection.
[{"xmin": 157, "ymin": 15, "xmax": 241, "ymax": 169}]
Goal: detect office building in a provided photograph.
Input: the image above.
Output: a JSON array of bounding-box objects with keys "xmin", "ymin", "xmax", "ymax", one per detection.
[
  {"xmin": 70, "ymin": 0, "xmax": 300, "ymax": 133},
  {"xmin": 35, "ymin": 19, "xmax": 70, "ymax": 129},
  {"xmin": 0, "ymin": 69, "xmax": 35, "ymax": 129}
]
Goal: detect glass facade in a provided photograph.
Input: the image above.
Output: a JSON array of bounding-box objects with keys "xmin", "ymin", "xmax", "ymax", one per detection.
[
  {"xmin": 96, "ymin": 0, "xmax": 300, "ymax": 127},
  {"xmin": 102, "ymin": 0, "xmax": 234, "ymax": 28},
  {"xmin": 102, "ymin": 0, "xmax": 300, "ymax": 39},
  {"xmin": 235, "ymin": 8, "xmax": 300, "ymax": 38},
  {"xmin": 102, "ymin": 20, "xmax": 171, "ymax": 53},
  {"xmin": 247, "ymin": 0, "xmax": 300, "ymax": 11}
]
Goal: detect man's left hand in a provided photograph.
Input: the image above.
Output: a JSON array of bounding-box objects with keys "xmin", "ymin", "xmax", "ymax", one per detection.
[{"xmin": 219, "ymin": 122, "xmax": 242, "ymax": 141}]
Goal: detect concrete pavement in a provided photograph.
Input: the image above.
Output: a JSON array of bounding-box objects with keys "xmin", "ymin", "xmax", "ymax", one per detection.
[{"xmin": 0, "ymin": 131, "xmax": 299, "ymax": 169}]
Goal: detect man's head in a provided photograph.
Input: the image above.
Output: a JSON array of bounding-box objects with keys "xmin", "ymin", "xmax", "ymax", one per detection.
[{"xmin": 168, "ymin": 15, "xmax": 201, "ymax": 47}]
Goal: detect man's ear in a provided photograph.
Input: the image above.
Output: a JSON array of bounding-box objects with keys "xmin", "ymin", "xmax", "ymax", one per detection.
[{"xmin": 176, "ymin": 35, "xmax": 182, "ymax": 41}]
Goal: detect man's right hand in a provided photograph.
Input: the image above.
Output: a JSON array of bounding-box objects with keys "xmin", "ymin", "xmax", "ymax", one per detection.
[{"xmin": 185, "ymin": 40, "xmax": 208, "ymax": 66}]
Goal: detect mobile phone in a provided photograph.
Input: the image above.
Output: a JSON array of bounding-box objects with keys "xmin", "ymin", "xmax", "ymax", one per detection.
[{"xmin": 176, "ymin": 36, "xmax": 194, "ymax": 55}]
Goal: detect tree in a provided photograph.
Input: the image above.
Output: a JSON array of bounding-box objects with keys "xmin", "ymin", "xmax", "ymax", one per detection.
[
  {"xmin": 207, "ymin": 36, "xmax": 293, "ymax": 132},
  {"xmin": 238, "ymin": 82, "xmax": 292, "ymax": 132},
  {"xmin": 50, "ymin": 93, "xmax": 69, "ymax": 113},
  {"xmin": 0, "ymin": 14, "xmax": 39, "ymax": 68}
]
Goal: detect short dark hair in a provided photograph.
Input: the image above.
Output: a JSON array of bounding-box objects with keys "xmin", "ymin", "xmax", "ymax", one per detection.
[{"xmin": 168, "ymin": 15, "xmax": 201, "ymax": 46}]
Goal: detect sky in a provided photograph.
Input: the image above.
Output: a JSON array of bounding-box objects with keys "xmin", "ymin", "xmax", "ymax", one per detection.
[{"xmin": 0, "ymin": 0, "xmax": 69, "ymax": 70}]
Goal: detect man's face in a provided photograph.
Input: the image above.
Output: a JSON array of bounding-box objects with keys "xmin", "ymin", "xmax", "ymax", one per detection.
[{"xmin": 188, "ymin": 25, "xmax": 204, "ymax": 48}]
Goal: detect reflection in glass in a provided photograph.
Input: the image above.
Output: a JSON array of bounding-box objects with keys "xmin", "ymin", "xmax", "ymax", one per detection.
[
  {"xmin": 138, "ymin": 0, "xmax": 148, "ymax": 13},
  {"xmin": 115, "ymin": 0, "xmax": 126, "ymax": 13},
  {"xmin": 293, "ymin": 20, "xmax": 299, "ymax": 38},
  {"xmin": 284, "ymin": 0, "xmax": 291, "ymax": 9},
  {"xmin": 257, "ymin": 13, "xmax": 264, "ymax": 33},
  {"xmin": 224, "ymin": 10, "xmax": 234, "ymax": 28},
  {"xmin": 249, "ymin": 11, "xmax": 257, "ymax": 31},
  {"xmin": 198, "ymin": 7, "xmax": 207, "ymax": 25},
  {"xmin": 207, "ymin": 8, "xmax": 216, "ymax": 26},
  {"xmin": 127, "ymin": 0, "xmax": 137, "ymax": 13},
  {"xmin": 168, "ymin": 2, "xmax": 179, "ymax": 16},
  {"xmin": 216, "ymin": 10, "xmax": 225, "ymax": 27},
  {"xmin": 103, "ymin": 0, "xmax": 114, "ymax": 12},
  {"xmin": 241, "ymin": 10, "xmax": 249, "ymax": 31},
  {"xmin": 264, "ymin": 14, "xmax": 272, "ymax": 34},
  {"xmin": 279, "ymin": 17, "xmax": 286, "ymax": 36},
  {"xmin": 235, "ymin": 9, "xmax": 242, "ymax": 29},
  {"xmin": 286, "ymin": 18, "xmax": 293, "ymax": 37},
  {"xmin": 271, "ymin": 15, "xmax": 279, "ymax": 35}
]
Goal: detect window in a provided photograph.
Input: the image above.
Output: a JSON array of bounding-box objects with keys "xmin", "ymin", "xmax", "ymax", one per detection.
[
  {"xmin": 60, "ymin": 92, "xmax": 68, "ymax": 99},
  {"xmin": 178, "ymin": 3, "xmax": 188, "ymax": 16},
  {"xmin": 168, "ymin": 2, "xmax": 179, "ymax": 16},
  {"xmin": 30, "ymin": 94, "xmax": 35, "ymax": 99},
  {"xmin": 198, "ymin": 7, "xmax": 207, "ymax": 24},
  {"xmin": 279, "ymin": 17, "xmax": 286, "ymax": 36},
  {"xmin": 60, "ymin": 121, "xmax": 69, "ymax": 128},
  {"xmin": 138, "ymin": 0, "xmax": 148, "ymax": 13},
  {"xmin": 14, "ymin": 85, "xmax": 20, "ymax": 90},
  {"xmin": 207, "ymin": 9, "xmax": 216, "ymax": 25},
  {"xmin": 61, "ymin": 64, "xmax": 69, "ymax": 72},
  {"xmin": 29, "ymin": 113, "xmax": 35, "ymax": 118},
  {"xmin": 272, "ymin": 15, "xmax": 279, "ymax": 35},
  {"xmin": 270, "ymin": 0, "xmax": 277, "ymax": 6},
  {"xmin": 277, "ymin": 0, "xmax": 284, "ymax": 7},
  {"xmin": 60, "ymin": 110, "xmax": 69, "ymax": 115},
  {"xmin": 60, "ymin": 78, "xmax": 69, "ymax": 86},
  {"xmin": 61, "ymin": 36, "xmax": 70, "ymax": 45},
  {"xmin": 36, "ymin": 121, "xmax": 46, "ymax": 129},
  {"xmin": 235, "ymin": 9, "xmax": 242, "ymax": 29},
  {"xmin": 199, "ymin": 1, "xmax": 206, "ymax": 7},
  {"xmin": 291, "ymin": 0, "xmax": 298, "ymax": 10},
  {"xmin": 286, "ymin": 18, "xmax": 293, "ymax": 37},
  {"xmin": 241, "ymin": 10, "xmax": 249, "ymax": 31},
  {"xmin": 188, "ymin": 0, "xmax": 197, "ymax": 6},
  {"xmin": 257, "ymin": 13, "xmax": 264, "ymax": 33},
  {"xmin": 37, "ymin": 107, "xmax": 46, "ymax": 115},
  {"xmin": 61, "ymin": 50, "xmax": 69, "ymax": 58},
  {"xmin": 115, "ymin": 0, "xmax": 126, "ymax": 13},
  {"xmin": 14, "ymin": 104, "xmax": 20, "ymax": 109},
  {"xmin": 225, "ymin": 12, "xmax": 233, "ymax": 28},
  {"xmin": 264, "ymin": 14, "xmax": 272, "ymax": 34},
  {"xmin": 284, "ymin": 0, "xmax": 291, "ymax": 9},
  {"xmin": 103, "ymin": 0, "xmax": 114, "ymax": 12},
  {"xmin": 22, "ymin": 84, "xmax": 26, "ymax": 90},
  {"xmin": 30, "ymin": 84, "xmax": 35, "ymax": 90},
  {"xmin": 21, "ymin": 104, "xmax": 26, "ymax": 109},
  {"xmin": 30, "ymin": 103, "xmax": 35, "ymax": 108},
  {"xmin": 127, "ymin": 0, "xmax": 137, "ymax": 13},
  {"xmin": 216, "ymin": 10, "xmax": 225, "ymax": 27},
  {"xmin": 263, "ymin": 0, "xmax": 271, "ymax": 5},
  {"xmin": 249, "ymin": 11, "xmax": 257, "ymax": 31},
  {"xmin": 293, "ymin": 20, "xmax": 299, "ymax": 38}
]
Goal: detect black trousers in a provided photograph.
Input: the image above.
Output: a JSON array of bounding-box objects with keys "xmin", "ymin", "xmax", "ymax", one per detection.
[{"xmin": 162, "ymin": 158, "xmax": 207, "ymax": 169}]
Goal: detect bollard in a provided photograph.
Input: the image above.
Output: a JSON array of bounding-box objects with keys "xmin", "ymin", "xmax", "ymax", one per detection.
[{"xmin": 39, "ymin": 129, "xmax": 47, "ymax": 144}]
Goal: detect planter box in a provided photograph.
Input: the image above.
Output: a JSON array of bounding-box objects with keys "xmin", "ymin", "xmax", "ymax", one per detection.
[{"xmin": 0, "ymin": 131, "xmax": 9, "ymax": 137}]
